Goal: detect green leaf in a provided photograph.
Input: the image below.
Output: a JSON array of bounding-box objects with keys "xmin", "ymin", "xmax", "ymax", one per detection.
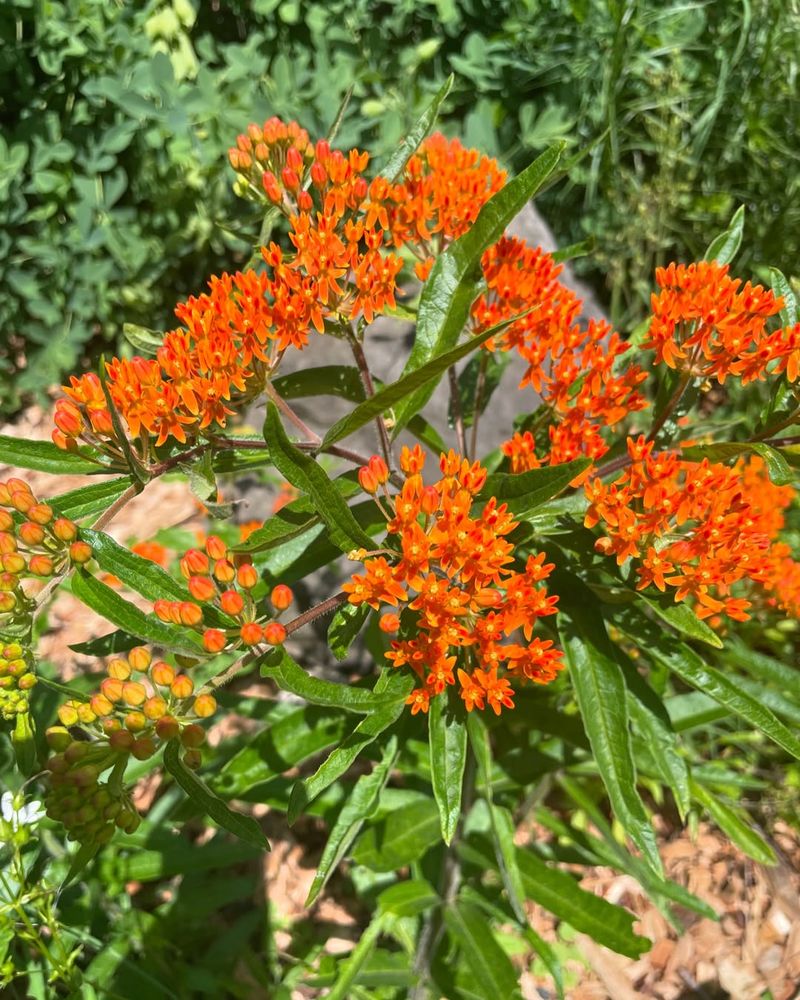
[
  {"xmin": 703, "ymin": 204, "xmax": 744, "ymax": 265},
  {"xmin": 49, "ymin": 478, "xmax": 134, "ymax": 521},
  {"xmin": 98, "ymin": 364, "xmax": 148, "ymax": 486},
  {"xmin": 258, "ymin": 646, "xmax": 405, "ymax": 714},
  {"xmin": 428, "ymin": 693, "xmax": 467, "ymax": 844},
  {"xmin": 378, "ymin": 878, "xmax": 439, "ymax": 918},
  {"xmin": 769, "ymin": 267, "xmax": 799, "ymax": 327},
  {"xmin": 680, "ymin": 442, "xmax": 794, "ymax": 486},
  {"xmin": 558, "ymin": 594, "xmax": 662, "ymax": 876},
  {"xmin": 61, "ymin": 842, "xmax": 100, "ymax": 889},
  {"xmin": 391, "ymin": 141, "xmax": 565, "ymax": 432},
  {"xmin": 524, "ymin": 926, "xmax": 564, "ymax": 1000},
  {"xmin": 81, "ymin": 530, "xmax": 187, "ymax": 603},
  {"xmin": 352, "ymin": 796, "xmax": 440, "ymax": 871},
  {"xmin": 287, "ymin": 668, "xmax": 412, "ymax": 823},
  {"xmin": 381, "ymin": 74, "xmax": 454, "ymax": 182},
  {"xmin": 163, "ymin": 740, "xmax": 270, "ymax": 851},
  {"xmin": 328, "ymin": 602, "xmax": 370, "ymax": 661},
  {"xmin": 724, "ymin": 640, "xmax": 800, "ymax": 698},
  {"xmin": 513, "ymin": 847, "xmax": 651, "ymax": 958},
  {"xmin": 689, "ymin": 779, "xmax": 775, "ymax": 864},
  {"xmin": 324, "ymin": 912, "xmax": 387, "ymax": 1000},
  {"xmin": 272, "ymin": 365, "xmax": 366, "ymax": 404},
  {"xmin": 306, "ymin": 735, "xmax": 398, "ymax": 905},
  {"xmin": 0, "ymin": 435, "xmax": 105, "ymax": 475},
  {"xmin": 443, "ymin": 901, "xmax": 521, "ymax": 1000},
  {"xmin": 551, "ymin": 236, "xmax": 596, "ymax": 264},
  {"xmin": 264, "ymin": 403, "xmax": 374, "ymax": 552},
  {"xmin": 71, "ymin": 569, "xmax": 204, "ymax": 654},
  {"xmin": 489, "ymin": 803, "xmax": 529, "ymax": 924},
  {"xmin": 321, "ymin": 313, "xmax": 523, "ymax": 449},
  {"xmin": 481, "ymin": 458, "xmax": 590, "ymax": 512},
  {"xmin": 638, "ymin": 592, "xmax": 723, "ymax": 649},
  {"xmin": 69, "ymin": 630, "xmax": 142, "ymax": 656},
  {"xmin": 614, "ymin": 607, "xmax": 800, "ymax": 762},
  {"xmin": 122, "ymin": 323, "xmax": 163, "ymax": 355}
]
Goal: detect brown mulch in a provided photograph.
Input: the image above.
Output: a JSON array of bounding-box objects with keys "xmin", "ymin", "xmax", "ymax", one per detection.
[{"xmin": 4, "ymin": 407, "xmax": 800, "ymax": 999}]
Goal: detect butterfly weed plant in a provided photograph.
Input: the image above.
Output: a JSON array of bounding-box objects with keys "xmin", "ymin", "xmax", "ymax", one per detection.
[{"xmin": 1, "ymin": 90, "xmax": 800, "ymax": 997}]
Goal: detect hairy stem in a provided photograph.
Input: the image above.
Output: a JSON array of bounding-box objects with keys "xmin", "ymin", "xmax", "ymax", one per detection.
[
  {"xmin": 448, "ymin": 366, "xmax": 466, "ymax": 456},
  {"xmin": 265, "ymin": 381, "xmax": 321, "ymax": 444},
  {"xmin": 346, "ymin": 327, "xmax": 393, "ymax": 468},
  {"xmin": 469, "ymin": 353, "xmax": 488, "ymax": 461},
  {"xmin": 647, "ymin": 371, "xmax": 691, "ymax": 443}
]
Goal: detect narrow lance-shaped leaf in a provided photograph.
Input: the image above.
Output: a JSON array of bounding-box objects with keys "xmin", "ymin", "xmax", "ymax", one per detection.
[
  {"xmin": 328, "ymin": 602, "xmax": 370, "ymax": 661},
  {"xmin": 769, "ymin": 267, "xmax": 799, "ymax": 327},
  {"xmin": 428, "ymin": 692, "xmax": 467, "ymax": 844},
  {"xmin": 557, "ymin": 588, "xmax": 662, "ymax": 876},
  {"xmin": 287, "ymin": 668, "xmax": 412, "ymax": 824},
  {"xmin": 381, "ymin": 74, "xmax": 454, "ymax": 183},
  {"xmin": 258, "ymin": 646, "xmax": 407, "ymax": 715},
  {"xmin": 704, "ymin": 204, "xmax": 744, "ymax": 265},
  {"xmin": 689, "ymin": 779, "xmax": 775, "ymax": 865},
  {"xmin": 0, "ymin": 434, "xmax": 107, "ymax": 476},
  {"xmin": 322, "ymin": 311, "xmax": 525, "ymax": 449},
  {"xmin": 49, "ymin": 477, "xmax": 134, "ymax": 522},
  {"xmin": 306, "ymin": 734, "xmax": 398, "ymax": 905},
  {"xmin": 637, "ymin": 591, "xmax": 722, "ymax": 649},
  {"xmin": 324, "ymin": 911, "xmax": 388, "ymax": 1000},
  {"xmin": 163, "ymin": 740, "xmax": 270, "ymax": 851},
  {"xmin": 443, "ymin": 901, "xmax": 522, "ymax": 1000},
  {"xmin": 264, "ymin": 402, "xmax": 375, "ymax": 553},
  {"xmin": 71, "ymin": 569, "xmax": 204, "ymax": 654},
  {"xmin": 481, "ymin": 458, "xmax": 591, "ymax": 513},
  {"xmin": 392, "ymin": 141, "xmax": 565, "ymax": 432},
  {"xmin": 613, "ymin": 605, "xmax": 800, "ymax": 762}
]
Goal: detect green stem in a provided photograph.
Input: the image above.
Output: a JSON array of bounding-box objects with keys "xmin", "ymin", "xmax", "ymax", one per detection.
[{"xmin": 647, "ymin": 371, "xmax": 692, "ymax": 443}]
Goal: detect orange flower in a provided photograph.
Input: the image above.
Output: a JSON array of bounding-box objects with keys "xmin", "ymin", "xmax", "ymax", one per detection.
[{"xmin": 345, "ymin": 448, "xmax": 564, "ymax": 715}]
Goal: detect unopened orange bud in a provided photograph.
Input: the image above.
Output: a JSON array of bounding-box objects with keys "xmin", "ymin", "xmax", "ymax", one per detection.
[
  {"xmin": 90, "ymin": 693, "xmax": 114, "ymax": 717},
  {"xmin": 69, "ymin": 541, "xmax": 93, "ymax": 564},
  {"xmin": 181, "ymin": 723, "xmax": 206, "ymax": 748},
  {"xmin": 27, "ymin": 552, "xmax": 53, "ymax": 575},
  {"xmin": 594, "ymin": 537, "xmax": 614, "ymax": 556},
  {"xmin": 121, "ymin": 681, "xmax": 147, "ymax": 707},
  {"xmin": 237, "ymin": 564, "xmax": 258, "ymax": 589},
  {"xmin": 0, "ymin": 511, "xmax": 12, "ymax": 531},
  {"xmin": 154, "ymin": 599, "xmax": 172, "ymax": 622},
  {"xmin": 247, "ymin": 123, "xmax": 263, "ymax": 142},
  {"xmin": 155, "ymin": 715, "xmax": 180, "ymax": 741},
  {"xmin": 263, "ymin": 621, "xmax": 287, "ymax": 646},
  {"xmin": 27, "ymin": 503, "xmax": 53, "ymax": 525},
  {"xmin": 358, "ymin": 466, "xmax": 378, "ymax": 494},
  {"xmin": 213, "ymin": 558, "xmax": 236, "ymax": 583},
  {"xmin": 473, "ymin": 588, "xmax": 502, "ymax": 608},
  {"xmin": 188, "ymin": 575, "xmax": 216, "ymax": 602},
  {"xmin": 131, "ymin": 737, "xmax": 156, "ymax": 760},
  {"xmin": 193, "ymin": 694, "xmax": 217, "ymax": 718},
  {"xmin": 296, "ymin": 190, "xmax": 313, "ymax": 212},
  {"xmin": 254, "ymin": 141, "xmax": 269, "ymax": 161},
  {"xmin": 0, "ymin": 572, "xmax": 18, "ymax": 592},
  {"xmin": 180, "ymin": 549, "xmax": 209, "ymax": 578},
  {"xmin": 203, "ymin": 628, "xmax": 227, "ymax": 653},
  {"xmin": 240, "ymin": 622, "xmax": 263, "ymax": 646},
  {"xmin": 3, "ymin": 479, "xmax": 27, "ymax": 496},
  {"xmin": 205, "ymin": 535, "xmax": 227, "ymax": 560},
  {"xmin": 379, "ymin": 613, "xmax": 401, "ymax": 634},
  {"xmin": 107, "ymin": 657, "xmax": 131, "ymax": 680},
  {"xmin": 124, "ymin": 711, "xmax": 147, "ymax": 731},
  {"xmin": 150, "ymin": 660, "xmax": 175, "ymax": 686},
  {"xmin": 315, "ymin": 139, "xmax": 330, "ymax": 161},
  {"xmin": 281, "ymin": 166, "xmax": 300, "ymax": 190},
  {"xmin": 236, "ymin": 132, "xmax": 252, "ymax": 152},
  {"xmin": 52, "ymin": 517, "xmax": 78, "ymax": 542},
  {"xmin": 109, "ymin": 729, "xmax": 134, "ymax": 751},
  {"xmin": 128, "ymin": 646, "xmax": 151, "ymax": 671},
  {"xmin": 170, "ymin": 674, "xmax": 194, "ymax": 698},
  {"xmin": 270, "ymin": 584, "xmax": 293, "ymax": 611},
  {"xmin": 20, "ymin": 521, "xmax": 47, "ymax": 545},
  {"xmin": 285, "ymin": 145, "xmax": 303, "ymax": 171},
  {"xmin": 0, "ymin": 593, "xmax": 16, "ymax": 612},
  {"xmin": 421, "ymin": 486, "xmax": 439, "ymax": 515},
  {"xmin": 54, "ymin": 400, "xmax": 84, "ymax": 437},
  {"xmin": 10, "ymin": 491, "xmax": 34, "ymax": 514},
  {"xmin": 3, "ymin": 553, "xmax": 26, "ymax": 574},
  {"xmin": 310, "ymin": 160, "xmax": 327, "ymax": 187},
  {"xmin": 368, "ymin": 455, "xmax": 389, "ymax": 485},
  {"xmin": 88, "ymin": 408, "xmax": 114, "ymax": 435},
  {"xmin": 178, "ymin": 601, "xmax": 203, "ymax": 626},
  {"xmin": 143, "ymin": 695, "xmax": 168, "ymax": 720},
  {"xmin": 102, "ymin": 717, "xmax": 122, "ymax": 733},
  {"xmin": 101, "ymin": 677, "xmax": 124, "ymax": 702},
  {"xmin": 220, "ymin": 589, "xmax": 244, "ymax": 616},
  {"xmin": 262, "ymin": 170, "xmax": 281, "ymax": 202}
]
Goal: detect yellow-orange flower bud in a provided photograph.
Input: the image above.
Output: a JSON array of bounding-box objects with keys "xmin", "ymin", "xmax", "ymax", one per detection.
[
  {"xmin": 27, "ymin": 503, "xmax": 53, "ymax": 525},
  {"xmin": 213, "ymin": 558, "xmax": 236, "ymax": 583},
  {"xmin": 170, "ymin": 674, "xmax": 194, "ymax": 699},
  {"xmin": 205, "ymin": 535, "xmax": 227, "ymax": 560},
  {"xmin": 203, "ymin": 628, "xmax": 227, "ymax": 653},
  {"xmin": 128, "ymin": 646, "xmax": 151, "ymax": 671},
  {"xmin": 121, "ymin": 681, "xmax": 147, "ymax": 707},
  {"xmin": 155, "ymin": 715, "xmax": 180, "ymax": 741},
  {"xmin": 150, "ymin": 660, "xmax": 175, "ymax": 686},
  {"xmin": 379, "ymin": 613, "xmax": 400, "ymax": 634},
  {"xmin": 69, "ymin": 541, "xmax": 93, "ymax": 564},
  {"xmin": 178, "ymin": 601, "xmax": 203, "ymax": 626},
  {"xmin": 131, "ymin": 737, "xmax": 156, "ymax": 760},
  {"xmin": 220, "ymin": 589, "xmax": 244, "ymax": 616},
  {"xmin": 109, "ymin": 730, "xmax": 134, "ymax": 752},
  {"xmin": 188, "ymin": 575, "xmax": 216, "ymax": 602},
  {"xmin": 143, "ymin": 695, "xmax": 168, "ymax": 720},
  {"xmin": 237, "ymin": 563, "xmax": 258, "ymax": 590},
  {"xmin": 107, "ymin": 658, "xmax": 131, "ymax": 680},
  {"xmin": 193, "ymin": 694, "xmax": 217, "ymax": 718},
  {"xmin": 180, "ymin": 549, "xmax": 209, "ymax": 578},
  {"xmin": 3, "ymin": 553, "xmax": 26, "ymax": 574},
  {"xmin": 18, "ymin": 522, "xmax": 45, "ymax": 546},
  {"xmin": 124, "ymin": 711, "xmax": 147, "ymax": 731},
  {"xmin": 263, "ymin": 621, "xmax": 287, "ymax": 645},
  {"xmin": 52, "ymin": 517, "xmax": 78, "ymax": 542},
  {"xmin": 100, "ymin": 677, "xmax": 124, "ymax": 702},
  {"xmin": 240, "ymin": 622, "xmax": 263, "ymax": 646},
  {"xmin": 270, "ymin": 584, "xmax": 293, "ymax": 611}
]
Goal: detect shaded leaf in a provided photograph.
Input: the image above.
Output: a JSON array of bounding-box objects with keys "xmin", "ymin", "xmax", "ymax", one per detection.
[
  {"xmin": 382, "ymin": 74, "xmax": 454, "ymax": 182},
  {"xmin": 690, "ymin": 779, "xmax": 775, "ymax": 864},
  {"xmin": 443, "ymin": 901, "xmax": 521, "ymax": 1000},
  {"xmin": 429, "ymin": 693, "xmax": 468, "ymax": 844},
  {"xmin": 328, "ymin": 602, "xmax": 370, "ymax": 661},
  {"xmin": 352, "ymin": 796, "xmax": 440, "ymax": 871},
  {"xmin": 703, "ymin": 204, "xmax": 744, "ymax": 265}
]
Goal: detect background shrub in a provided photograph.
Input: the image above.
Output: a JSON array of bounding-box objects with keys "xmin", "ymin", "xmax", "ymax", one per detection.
[{"xmin": 2, "ymin": 0, "xmax": 799, "ymax": 416}]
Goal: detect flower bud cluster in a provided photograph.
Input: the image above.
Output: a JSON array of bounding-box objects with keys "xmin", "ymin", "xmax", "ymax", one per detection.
[
  {"xmin": 45, "ymin": 645, "xmax": 214, "ymax": 842},
  {"xmin": 0, "ymin": 478, "xmax": 90, "ymax": 622},
  {"xmin": 0, "ymin": 642, "xmax": 37, "ymax": 719},
  {"xmin": 228, "ymin": 117, "xmax": 314, "ymax": 209},
  {"xmin": 156, "ymin": 535, "xmax": 292, "ymax": 655}
]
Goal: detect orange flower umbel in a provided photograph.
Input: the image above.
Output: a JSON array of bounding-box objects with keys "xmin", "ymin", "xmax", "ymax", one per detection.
[
  {"xmin": 585, "ymin": 439, "xmax": 800, "ymax": 622},
  {"xmin": 644, "ymin": 261, "xmax": 789, "ymax": 384},
  {"xmin": 474, "ymin": 238, "xmax": 647, "ymax": 479},
  {"xmin": 343, "ymin": 447, "xmax": 564, "ymax": 715}
]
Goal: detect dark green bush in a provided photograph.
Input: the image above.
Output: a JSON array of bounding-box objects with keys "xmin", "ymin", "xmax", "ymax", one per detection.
[{"xmin": 2, "ymin": 0, "xmax": 798, "ymax": 416}]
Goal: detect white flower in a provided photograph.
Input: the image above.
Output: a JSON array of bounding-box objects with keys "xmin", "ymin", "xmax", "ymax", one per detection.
[{"xmin": 1, "ymin": 791, "xmax": 45, "ymax": 832}]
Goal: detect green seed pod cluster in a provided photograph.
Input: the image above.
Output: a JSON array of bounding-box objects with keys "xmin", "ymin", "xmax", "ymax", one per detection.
[{"xmin": 0, "ymin": 642, "xmax": 37, "ymax": 720}]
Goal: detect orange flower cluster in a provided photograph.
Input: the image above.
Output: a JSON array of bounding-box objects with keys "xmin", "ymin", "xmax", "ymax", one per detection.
[
  {"xmin": 343, "ymin": 447, "xmax": 564, "ymax": 715},
  {"xmin": 585, "ymin": 438, "xmax": 799, "ymax": 621},
  {"xmin": 384, "ymin": 134, "xmax": 507, "ymax": 280},
  {"xmin": 53, "ymin": 269, "xmax": 279, "ymax": 451},
  {"xmin": 153, "ymin": 535, "xmax": 292, "ymax": 655},
  {"xmin": 644, "ymin": 261, "xmax": 798, "ymax": 384},
  {"xmin": 472, "ymin": 238, "xmax": 647, "ymax": 478},
  {"xmin": 44, "ymin": 645, "xmax": 213, "ymax": 843}
]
